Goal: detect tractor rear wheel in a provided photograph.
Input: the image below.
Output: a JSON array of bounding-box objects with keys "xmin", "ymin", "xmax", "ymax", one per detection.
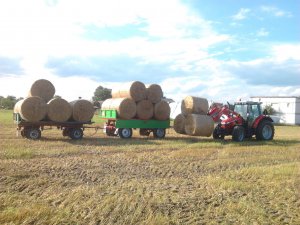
[
  {"xmin": 232, "ymin": 126, "xmax": 245, "ymax": 142},
  {"xmin": 256, "ymin": 120, "xmax": 274, "ymax": 141}
]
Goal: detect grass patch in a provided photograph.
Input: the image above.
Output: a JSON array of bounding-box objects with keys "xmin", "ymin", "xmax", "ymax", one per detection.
[{"xmin": 0, "ymin": 110, "xmax": 300, "ymax": 224}]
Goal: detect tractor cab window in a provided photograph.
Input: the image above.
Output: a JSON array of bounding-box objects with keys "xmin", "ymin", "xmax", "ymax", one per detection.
[
  {"xmin": 234, "ymin": 104, "xmax": 247, "ymax": 119},
  {"xmin": 248, "ymin": 104, "xmax": 261, "ymax": 121}
]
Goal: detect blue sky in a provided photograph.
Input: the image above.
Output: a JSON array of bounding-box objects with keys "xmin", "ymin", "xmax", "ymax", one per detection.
[{"xmin": 0, "ymin": 0, "xmax": 299, "ymax": 103}]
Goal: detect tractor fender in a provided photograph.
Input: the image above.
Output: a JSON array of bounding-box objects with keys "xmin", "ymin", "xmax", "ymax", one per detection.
[{"xmin": 253, "ymin": 115, "xmax": 273, "ymax": 129}]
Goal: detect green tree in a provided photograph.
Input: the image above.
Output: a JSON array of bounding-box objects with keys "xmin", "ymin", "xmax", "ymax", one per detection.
[
  {"xmin": 263, "ymin": 104, "xmax": 276, "ymax": 115},
  {"xmin": 92, "ymin": 86, "xmax": 112, "ymax": 102},
  {"xmin": 0, "ymin": 95, "xmax": 18, "ymax": 109}
]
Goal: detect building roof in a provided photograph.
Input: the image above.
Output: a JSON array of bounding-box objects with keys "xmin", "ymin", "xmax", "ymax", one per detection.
[{"xmin": 251, "ymin": 96, "xmax": 300, "ymax": 99}]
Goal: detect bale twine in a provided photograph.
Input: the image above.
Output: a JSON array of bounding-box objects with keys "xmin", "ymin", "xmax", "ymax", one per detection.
[
  {"xmin": 70, "ymin": 99, "xmax": 94, "ymax": 122},
  {"xmin": 154, "ymin": 100, "xmax": 170, "ymax": 121},
  {"xmin": 136, "ymin": 100, "xmax": 153, "ymax": 120},
  {"xmin": 14, "ymin": 96, "xmax": 47, "ymax": 122},
  {"xmin": 174, "ymin": 114, "xmax": 186, "ymax": 134},
  {"xmin": 184, "ymin": 114, "xmax": 214, "ymax": 137},
  {"xmin": 101, "ymin": 98, "xmax": 136, "ymax": 120},
  {"xmin": 28, "ymin": 79, "xmax": 55, "ymax": 102},
  {"xmin": 181, "ymin": 96, "xmax": 209, "ymax": 115},
  {"xmin": 112, "ymin": 81, "xmax": 146, "ymax": 102},
  {"xmin": 146, "ymin": 84, "xmax": 163, "ymax": 103},
  {"xmin": 47, "ymin": 98, "xmax": 72, "ymax": 122}
]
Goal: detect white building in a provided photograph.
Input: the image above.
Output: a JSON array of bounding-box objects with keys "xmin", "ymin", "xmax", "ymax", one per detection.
[{"xmin": 250, "ymin": 96, "xmax": 300, "ymax": 125}]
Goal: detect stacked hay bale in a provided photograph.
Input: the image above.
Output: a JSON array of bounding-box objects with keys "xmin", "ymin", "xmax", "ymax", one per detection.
[
  {"xmin": 102, "ymin": 81, "xmax": 170, "ymax": 121},
  {"xmin": 14, "ymin": 79, "xmax": 94, "ymax": 122},
  {"xmin": 174, "ymin": 96, "xmax": 214, "ymax": 137}
]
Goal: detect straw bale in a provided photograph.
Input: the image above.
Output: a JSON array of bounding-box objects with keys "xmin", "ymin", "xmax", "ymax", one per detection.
[
  {"xmin": 136, "ymin": 100, "xmax": 153, "ymax": 120},
  {"xmin": 181, "ymin": 96, "xmax": 208, "ymax": 115},
  {"xmin": 47, "ymin": 98, "xmax": 72, "ymax": 122},
  {"xmin": 101, "ymin": 98, "xmax": 136, "ymax": 119},
  {"xmin": 112, "ymin": 81, "xmax": 146, "ymax": 102},
  {"xmin": 173, "ymin": 113, "xmax": 186, "ymax": 134},
  {"xmin": 154, "ymin": 100, "xmax": 170, "ymax": 120},
  {"xmin": 70, "ymin": 99, "xmax": 94, "ymax": 122},
  {"xmin": 184, "ymin": 114, "xmax": 214, "ymax": 137},
  {"xmin": 14, "ymin": 97, "xmax": 47, "ymax": 122},
  {"xmin": 146, "ymin": 84, "xmax": 163, "ymax": 103},
  {"xmin": 28, "ymin": 79, "xmax": 55, "ymax": 102}
]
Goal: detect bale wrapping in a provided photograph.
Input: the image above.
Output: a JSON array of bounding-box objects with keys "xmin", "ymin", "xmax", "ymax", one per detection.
[
  {"xmin": 146, "ymin": 84, "xmax": 163, "ymax": 103},
  {"xmin": 14, "ymin": 97, "xmax": 47, "ymax": 122},
  {"xmin": 136, "ymin": 100, "xmax": 153, "ymax": 120},
  {"xmin": 174, "ymin": 114, "xmax": 186, "ymax": 134},
  {"xmin": 181, "ymin": 96, "xmax": 209, "ymax": 115},
  {"xmin": 47, "ymin": 98, "xmax": 72, "ymax": 122},
  {"xmin": 154, "ymin": 100, "xmax": 170, "ymax": 121},
  {"xmin": 112, "ymin": 81, "xmax": 146, "ymax": 102},
  {"xmin": 28, "ymin": 79, "xmax": 55, "ymax": 102},
  {"xmin": 184, "ymin": 114, "xmax": 214, "ymax": 137},
  {"xmin": 70, "ymin": 99, "xmax": 94, "ymax": 122},
  {"xmin": 101, "ymin": 98, "xmax": 136, "ymax": 120}
]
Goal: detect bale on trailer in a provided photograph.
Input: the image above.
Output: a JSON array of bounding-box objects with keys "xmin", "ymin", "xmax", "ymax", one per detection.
[
  {"xmin": 14, "ymin": 96, "xmax": 47, "ymax": 122},
  {"xmin": 154, "ymin": 100, "xmax": 170, "ymax": 121},
  {"xmin": 184, "ymin": 114, "xmax": 214, "ymax": 137},
  {"xmin": 47, "ymin": 98, "xmax": 72, "ymax": 122},
  {"xmin": 174, "ymin": 113, "xmax": 186, "ymax": 134},
  {"xmin": 181, "ymin": 96, "xmax": 209, "ymax": 115},
  {"xmin": 146, "ymin": 84, "xmax": 163, "ymax": 104},
  {"xmin": 136, "ymin": 99, "xmax": 153, "ymax": 120},
  {"xmin": 70, "ymin": 99, "xmax": 94, "ymax": 122},
  {"xmin": 112, "ymin": 81, "xmax": 146, "ymax": 102},
  {"xmin": 101, "ymin": 98, "xmax": 136, "ymax": 120},
  {"xmin": 28, "ymin": 79, "xmax": 55, "ymax": 102}
]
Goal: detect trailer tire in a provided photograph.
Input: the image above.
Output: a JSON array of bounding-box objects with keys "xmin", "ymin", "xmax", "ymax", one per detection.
[
  {"xmin": 25, "ymin": 128, "xmax": 41, "ymax": 140},
  {"xmin": 232, "ymin": 126, "xmax": 245, "ymax": 142},
  {"xmin": 118, "ymin": 128, "xmax": 132, "ymax": 139},
  {"xmin": 153, "ymin": 128, "xmax": 166, "ymax": 138},
  {"xmin": 69, "ymin": 128, "xmax": 83, "ymax": 140}
]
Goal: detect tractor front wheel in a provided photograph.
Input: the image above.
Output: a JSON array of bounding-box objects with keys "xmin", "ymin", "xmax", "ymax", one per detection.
[
  {"xmin": 256, "ymin": 120, "xmax": 274, "ymax": 141},
  {"xmin": 213, "ymin": 127, "xmax": 224, "ymax": 140},
  {"xmin": 232, "ymin": 126, "xmax": 245, "ymax": 142}
]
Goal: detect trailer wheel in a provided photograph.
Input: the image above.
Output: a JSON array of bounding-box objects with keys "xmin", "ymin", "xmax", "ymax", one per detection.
[
  {"xmin": 153, "ymin": 128, "xmax": 166, "ymax": 138},
  {"xmin": 25, "ymin": 128, "xmax": 41, "ymax": 140},
  {"xmin": 232, "ymin": 126, "xmax": 245, "ymax": 142},
  {"xmin": 69, "ymin": 128, "xmax": 83, "ymax": 140},
  {"xmin": 118, "ymin": 128, "xmax": 132, "ymax": 139}
]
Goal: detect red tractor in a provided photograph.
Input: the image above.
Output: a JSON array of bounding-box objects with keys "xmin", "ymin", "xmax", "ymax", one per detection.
[{"xmin": 208, "ymin": 101, "xmax": 274, "ymax": 142}]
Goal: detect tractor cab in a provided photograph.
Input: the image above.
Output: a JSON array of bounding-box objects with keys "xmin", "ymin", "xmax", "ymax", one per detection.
[{"xmin": 233, "ymin": 101, "xmax": 262, "ymax": 127}]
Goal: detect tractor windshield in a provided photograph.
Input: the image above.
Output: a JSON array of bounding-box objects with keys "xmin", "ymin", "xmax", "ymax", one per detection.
[{"xmin": 234, "ymin": 104, "xmax": 247, "ymax": 119}]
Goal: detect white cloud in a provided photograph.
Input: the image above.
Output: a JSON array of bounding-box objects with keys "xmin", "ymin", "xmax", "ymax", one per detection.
[
  {"xmin": 256, "ymin": 28, "xmax": 269, "ymax": 37},
  {"xmin": 271, "ymin": 44, "xmax": 300, "ymax": 61},
  {"xmin": 232, "ymin": 8, "xmax": 251, "ymax": 20},
  {"xmin": 260, "ymin": 6, "xmax": 293, "ymax": 17}
]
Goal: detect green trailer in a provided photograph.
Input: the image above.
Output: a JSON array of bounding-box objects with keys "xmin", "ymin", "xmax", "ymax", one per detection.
[{"xmin": 100, "ymin": 110, "xmax": 170, "ymax": 138}]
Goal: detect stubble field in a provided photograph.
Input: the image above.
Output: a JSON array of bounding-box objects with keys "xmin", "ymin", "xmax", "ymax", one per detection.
[{"xmin": 0, "ymin": 109, "xmax": 300, "ymax": 224}]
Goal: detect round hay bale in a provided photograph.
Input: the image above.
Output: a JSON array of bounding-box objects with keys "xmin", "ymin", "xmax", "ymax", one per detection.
[
  {"xmin": 174, "ymin": 114, "xmax": 186, "ymax": 134},
  {"xmin": 70, "ymin": 99, "xmax": 94, "ymax": 122},
  {"xmin": 181, "ymin": 96, "xmax": 209, "ymax": 115},
  {"xmin": 28, "ymin": 79, "xmax": 55, "ymax": 102},
  {"xmin": 47, "ymin": 98, "xmax": 72, "ymax": 122},
  {"xmin": 184, "ymin": 114, "xmax": 214, "ymax": 137},
  {"xmin": 154, "ymin": 100, "xmax": 170, "ymax": 121},
  {"xmin": 14, "ymin": 97, "xmax": 47, "ymax": 122},
  {"xmin": 112, "ymin": 81, "xmax": 146, "ymax": 102},
  {"xmin": 146, "ymin": 84, "xmax": 163, "ymax": 103},
  {"xmin": 136, "ymin": 100, "xmax": 153, "ymax": 120},
  {"xmin": 101, "ymin": 98, "xmax": 136, "ymax": 120}
]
